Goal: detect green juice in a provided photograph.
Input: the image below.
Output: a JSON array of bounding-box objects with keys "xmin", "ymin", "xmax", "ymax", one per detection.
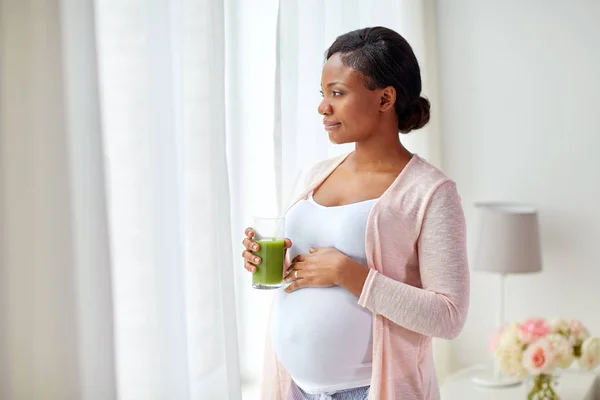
[{"xmin": 252, "ymin": 238, "xmax": 285, "ymax": 288}]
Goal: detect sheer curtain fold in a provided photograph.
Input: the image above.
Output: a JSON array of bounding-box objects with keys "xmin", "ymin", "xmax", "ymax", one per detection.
[
  {"xmin": 96, "ymin": 0, "xmax": 240, "ymax": 398},
  {"xmin": 1, "ymin": 0, "xmax": 241, "ymax": 398},
  {"xmin": 0, "ymin": 1, "xmax": 116, "ymax": 399}
]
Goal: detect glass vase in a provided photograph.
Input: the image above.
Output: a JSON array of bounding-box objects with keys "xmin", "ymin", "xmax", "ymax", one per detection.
[{"xmin": 526, "ymin": 374, "xmax": 560, "ymax": 400}]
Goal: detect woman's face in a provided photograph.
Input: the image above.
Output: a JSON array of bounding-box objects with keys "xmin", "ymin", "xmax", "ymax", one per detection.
[{"xmin": 318, "ymin": 53, "xmax": 384, "ymax": 144}]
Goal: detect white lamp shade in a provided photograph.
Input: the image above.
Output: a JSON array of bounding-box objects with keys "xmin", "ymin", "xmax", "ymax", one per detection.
[{"xmin": 473, "ymin": 202, "xmax": 542, "ymax": 274}]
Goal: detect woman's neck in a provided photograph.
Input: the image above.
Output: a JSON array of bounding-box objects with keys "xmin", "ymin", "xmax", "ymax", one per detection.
[{"xmin": 351, "ymin": 133, "xmax": 412, "ymax": 173}]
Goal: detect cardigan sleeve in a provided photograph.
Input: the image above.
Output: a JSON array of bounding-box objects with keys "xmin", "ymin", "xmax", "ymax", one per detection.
[{"xmin": 357, "ymin": 180, "xmax": 470, "ymax": 339}]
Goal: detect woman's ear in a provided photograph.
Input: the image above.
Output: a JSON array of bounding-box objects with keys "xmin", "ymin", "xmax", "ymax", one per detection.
[{"xmin": 379, "ymin": 86, "xmax": 396, "ymax": 112}]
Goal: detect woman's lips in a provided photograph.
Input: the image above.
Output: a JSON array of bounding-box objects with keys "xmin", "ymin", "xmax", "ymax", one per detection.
[{"xmin": 323, "ymin": 122, "xmax": 341, "ymax": 131}]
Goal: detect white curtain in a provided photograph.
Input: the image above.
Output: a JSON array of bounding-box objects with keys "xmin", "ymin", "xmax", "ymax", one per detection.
[
  {"xmin": 224, "ymin": 0, "xmax": 280, "ymax": 395},
  {"xmin": 1, "ymin": 0, "xmax": 242, "ymax": 399},
  {"xmin": 95, "ymin": 0, "xmax": 241, "ymax": 398},
  {"xmin": 0, "ymin": 1, "xmax": 116, "ymax": 398}
]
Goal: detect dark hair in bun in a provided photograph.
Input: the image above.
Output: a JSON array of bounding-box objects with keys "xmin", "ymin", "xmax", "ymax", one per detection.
[{"xmin": 326, "ymin": 26, "xmax": 431, "ymax": 134}]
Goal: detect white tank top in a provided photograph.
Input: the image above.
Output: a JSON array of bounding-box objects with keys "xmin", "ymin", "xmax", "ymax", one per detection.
[{"xmin": 271, "ymin": 192, "xmax": 376, "ymax": 394}]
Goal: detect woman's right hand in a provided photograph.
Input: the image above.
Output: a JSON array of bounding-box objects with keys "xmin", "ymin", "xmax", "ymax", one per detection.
[{"xmin": 242, "ymin": 228, "xmax": 292, "ymax": 273}]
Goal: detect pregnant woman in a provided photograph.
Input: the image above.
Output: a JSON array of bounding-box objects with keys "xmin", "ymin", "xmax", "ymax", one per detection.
[{"xmin": 241, "ymin": 26, "xmax": 470, "ymax": 400}]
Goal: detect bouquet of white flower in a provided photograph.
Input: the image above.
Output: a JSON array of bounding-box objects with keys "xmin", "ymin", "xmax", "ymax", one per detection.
[{"xmin": 489, "ymin": 318, "xmax": 600, "ymax": 399}]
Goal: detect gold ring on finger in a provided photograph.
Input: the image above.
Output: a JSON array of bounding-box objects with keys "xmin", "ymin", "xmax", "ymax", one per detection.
[{"xmin": 294, "ymin": 270, "xmax": 298, "ymax": 280}]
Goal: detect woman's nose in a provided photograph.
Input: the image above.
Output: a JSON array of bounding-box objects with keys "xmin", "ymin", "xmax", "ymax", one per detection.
[{"xmin": 318, "ymin": 99, "xmax": 332, "ymax": 115}]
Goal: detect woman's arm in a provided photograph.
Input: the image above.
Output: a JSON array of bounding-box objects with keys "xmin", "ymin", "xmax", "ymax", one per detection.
[{"xmin": 339, "ymin": 180, "xmax": 470, "ymax": 340}]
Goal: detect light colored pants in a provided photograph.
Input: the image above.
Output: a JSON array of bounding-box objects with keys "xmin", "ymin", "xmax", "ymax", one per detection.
[{"xmin": 288, "ymin": 381, "xmax": 370, "ymax": 400}]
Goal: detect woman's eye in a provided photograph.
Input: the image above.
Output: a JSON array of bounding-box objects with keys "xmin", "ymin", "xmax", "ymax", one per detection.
[{"xmin": 319, "ymin": 90, "xmax": 343, "ymax": 98}]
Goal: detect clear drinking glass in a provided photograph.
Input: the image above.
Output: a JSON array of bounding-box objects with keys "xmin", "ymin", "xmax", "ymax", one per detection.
[{"xmin": 251, "ymin": 216, "xmax": 285, "ymax": 289}]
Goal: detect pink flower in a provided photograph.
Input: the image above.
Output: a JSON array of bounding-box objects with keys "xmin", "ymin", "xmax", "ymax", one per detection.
[
  {"xmin": 570, "ymin": 320, "xmax": 589, "ymax": 336},
  {"xmin": 570, "ymin": 320, "xmax": 586, "ymax": 334},
  {"xmin": 522, "ymin": 338, "xmax": 556, "ymax": 375},
  {"xmin": 567, "ymin": 320, "xmax": 590, "ymax": 345},
  {"xmin": 518, "ymin": 319, "xmax": 552, "ymax": 345}
]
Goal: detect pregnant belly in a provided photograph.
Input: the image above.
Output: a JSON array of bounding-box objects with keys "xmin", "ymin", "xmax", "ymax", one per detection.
[{"xmin": 271, "ymin": 286, "xmax": 373, "ymax": 391}]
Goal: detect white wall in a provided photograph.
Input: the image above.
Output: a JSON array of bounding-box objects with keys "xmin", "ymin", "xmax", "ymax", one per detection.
[{"xmin": 436, "ymin": 0, "xmax": 600, "ymax": 370}]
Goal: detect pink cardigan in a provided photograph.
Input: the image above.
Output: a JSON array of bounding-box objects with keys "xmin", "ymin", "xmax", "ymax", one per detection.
[{"xmin": 261, "ymin": 153, "xmax": 470, "ymax": 400}]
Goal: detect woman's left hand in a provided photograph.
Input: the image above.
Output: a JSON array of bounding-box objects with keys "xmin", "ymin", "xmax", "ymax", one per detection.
[{"xmin": 284, "ymin": 247, "xmax": 348, "ymax": 293}]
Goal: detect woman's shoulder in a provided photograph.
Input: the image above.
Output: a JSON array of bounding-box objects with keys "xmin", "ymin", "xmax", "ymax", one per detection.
[
  {"xmin": 407, "ymin": 154, "xmax": 454, "ymax": 187},
  {"xmin": 383, "ymin": 154, "xmax": 459, "ymax": 213},
  {"xmin": 380, "ymin": 155, "xmax": 463, "ymax": 233}
]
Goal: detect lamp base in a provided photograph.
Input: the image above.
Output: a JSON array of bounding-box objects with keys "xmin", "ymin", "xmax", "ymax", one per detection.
[{"xmin": 471, "ymin": 371, "xmax": 522, "ymax": 388}]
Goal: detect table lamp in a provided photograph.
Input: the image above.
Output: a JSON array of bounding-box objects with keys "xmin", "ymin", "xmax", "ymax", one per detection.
[{"xmin": 470, "ymin": 202, "xmax": 543, "ymax": 388}]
